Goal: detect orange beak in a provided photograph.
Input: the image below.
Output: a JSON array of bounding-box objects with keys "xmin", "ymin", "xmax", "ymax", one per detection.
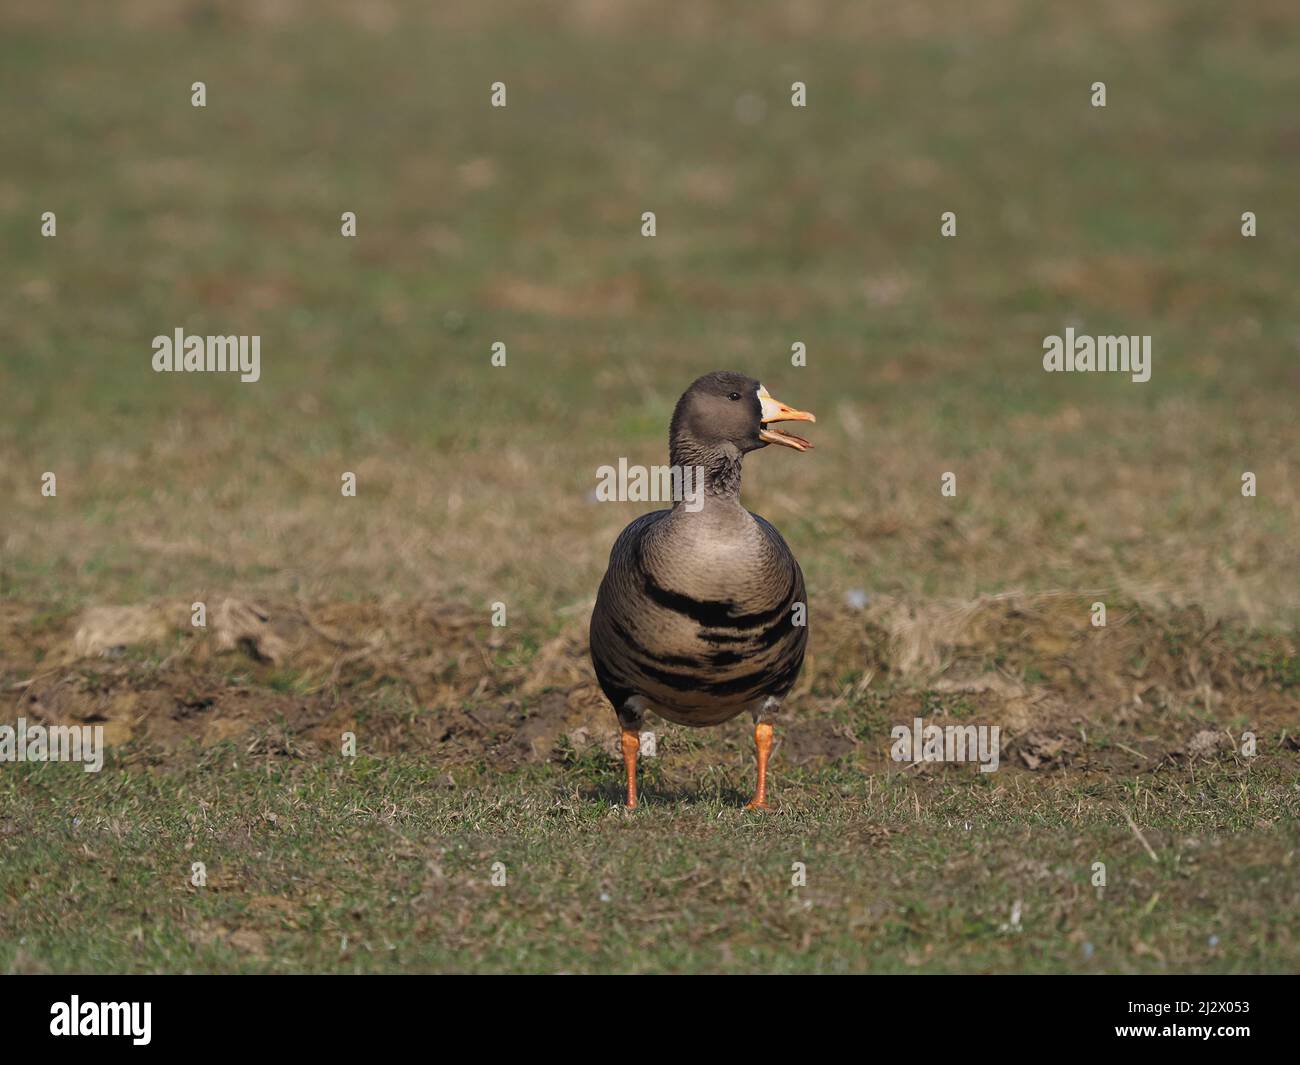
[{"xmin": 758, "ymin": 385, "xmax": 816, "ymax": 451}]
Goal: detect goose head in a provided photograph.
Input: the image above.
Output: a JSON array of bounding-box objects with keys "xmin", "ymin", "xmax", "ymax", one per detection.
[{"xmin": 669, "ymin": 371, "xmax": 816, "ymax": 459}]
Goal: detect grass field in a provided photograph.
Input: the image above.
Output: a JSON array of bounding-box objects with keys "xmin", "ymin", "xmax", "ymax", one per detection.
[{"xmin": 1, "ymin": 0, "xmax": 1297, "ymax": 973}]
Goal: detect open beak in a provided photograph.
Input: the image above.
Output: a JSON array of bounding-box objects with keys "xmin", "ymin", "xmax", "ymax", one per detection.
[{"xmin": 758, "ymin": 385, "xmax": 816, "ymax": 451}]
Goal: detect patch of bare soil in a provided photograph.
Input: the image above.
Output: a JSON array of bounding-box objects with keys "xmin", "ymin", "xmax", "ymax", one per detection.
[{"xmin": 0, "ymin": 594, "xmax": 1295, "ymax": 775}]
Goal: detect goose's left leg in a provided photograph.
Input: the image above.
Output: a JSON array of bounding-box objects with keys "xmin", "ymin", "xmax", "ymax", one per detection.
[{"xmin": 744, "ymin": 698, "xmax": 779, "ymax": 810}]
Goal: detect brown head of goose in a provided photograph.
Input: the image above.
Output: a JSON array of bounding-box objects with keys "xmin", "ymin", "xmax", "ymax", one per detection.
[{"xmin": 589, "ymin": 370, "xmax": 815, "ymax": 809}]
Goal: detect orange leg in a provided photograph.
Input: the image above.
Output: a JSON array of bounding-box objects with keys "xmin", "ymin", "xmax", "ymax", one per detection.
[
  {"xmin": 621, "ymin": 728, "xmax": 640, "ymax": 809},
  {"xmin": 744, "ymin": 722, "xmax": 774, "ymax": 810}
]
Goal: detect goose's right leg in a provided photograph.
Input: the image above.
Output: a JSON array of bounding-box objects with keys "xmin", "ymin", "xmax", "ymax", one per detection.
[
  {"xmin": 620, "ymin": 728, "xmax": 640, "ymax": 808},
  {"xmin": 617, "ymin": 696, "xmax": 648, "ymax": 809}
]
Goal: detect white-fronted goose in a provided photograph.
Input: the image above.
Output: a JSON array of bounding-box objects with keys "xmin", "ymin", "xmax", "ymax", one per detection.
[{"xmin": 589, "ymin": 371, "xmax": 815, "ymax": 809}]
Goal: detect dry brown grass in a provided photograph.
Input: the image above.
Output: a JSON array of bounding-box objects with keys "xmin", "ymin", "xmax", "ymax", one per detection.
[
  {"xmin": 6, "ymin": 379, "xmax": 1296, "ymax": 634},
  {"xmin": 3, "ymin": 590, "xmax": 1294, "ymax": 782}
]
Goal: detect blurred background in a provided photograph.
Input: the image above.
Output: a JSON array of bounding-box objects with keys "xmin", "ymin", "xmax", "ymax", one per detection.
[{"xmin": 2, "ymin": 0, "xmax": 1297, "ymax": 630}]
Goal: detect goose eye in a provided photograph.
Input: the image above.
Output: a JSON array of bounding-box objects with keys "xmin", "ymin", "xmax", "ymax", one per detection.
[{"xmin": 728, "ymin": 392, "xmax": 741, "ymax": 401}]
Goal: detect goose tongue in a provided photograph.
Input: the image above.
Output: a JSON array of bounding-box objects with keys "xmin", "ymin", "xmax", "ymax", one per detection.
[{"xmin": 758, "ymin": 386, "xmax": 816, "ymax": 451}]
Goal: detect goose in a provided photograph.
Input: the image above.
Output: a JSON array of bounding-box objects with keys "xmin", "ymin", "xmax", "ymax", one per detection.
[{"xmin": 589, "ymin": 371, "xmax": 815, "ymax": 809}]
